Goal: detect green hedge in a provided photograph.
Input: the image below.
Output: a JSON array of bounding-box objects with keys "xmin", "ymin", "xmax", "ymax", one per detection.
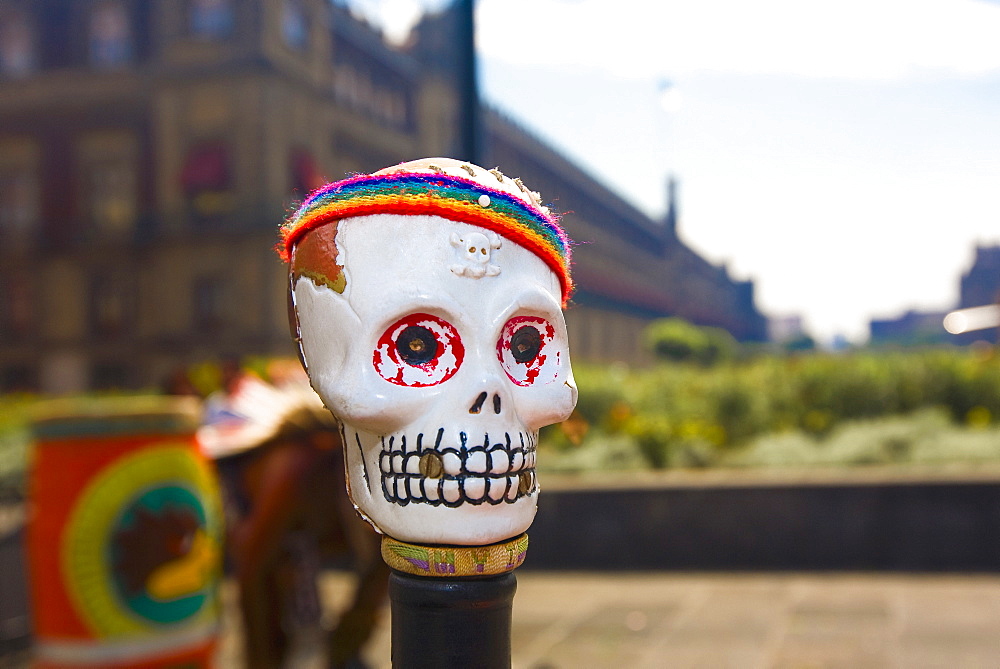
[
  {"xmin": 551, "ymin": 347, "xmax": 1000, "ymax": 470},
  {"xmin": 3, "ymin": 348, "xmax": 999, "ymax": 478}
]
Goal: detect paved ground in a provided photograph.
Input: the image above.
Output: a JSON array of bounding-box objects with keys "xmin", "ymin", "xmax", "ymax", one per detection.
[{"xmin": 214, "ymin": 571, "xmax": 1000, "ymax": 669}]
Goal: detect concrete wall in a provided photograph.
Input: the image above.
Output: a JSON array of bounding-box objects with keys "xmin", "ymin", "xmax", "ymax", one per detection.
[{"xmin": 525, "ymin": 480, "xmax": 1000, "ymax": 572}]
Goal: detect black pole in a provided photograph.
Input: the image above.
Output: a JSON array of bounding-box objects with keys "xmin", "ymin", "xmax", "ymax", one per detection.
[
  {"xmin": 457, "ymin": 0, "xmax": 479, "ymax": 164},
  {"xmin": 389, "ymin": 570, "xmax": 516, "ymax": 669}
]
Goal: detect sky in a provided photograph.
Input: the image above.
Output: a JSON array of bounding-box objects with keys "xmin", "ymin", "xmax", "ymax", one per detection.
[{"xmin": 344, "ymin": 0, "xmax": 1000, "ymax": 344}]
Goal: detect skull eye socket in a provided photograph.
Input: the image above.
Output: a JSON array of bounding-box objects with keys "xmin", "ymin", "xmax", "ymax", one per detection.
[
  {"xmin": 510, "ymin": 326, "xmax": 541, "ymax": 363},
  {"xmin": 375, "ymin": 313, "xmax": 464, "ymax": 387},
  {"xmin": 497, "ymin": 316, "xmax": 561, "ymax": 386},
  {"xmin": 396, "ymin": 326, "xmax": 437, "ymax": 365}
]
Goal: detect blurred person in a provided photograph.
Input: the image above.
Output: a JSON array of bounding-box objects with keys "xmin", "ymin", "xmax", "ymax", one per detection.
[
  {"xmin": 162, "ymin": 365, "xmax": 202, "ymax": 398},
  {"xmin": 197, "ymin": 358, "xmax": 388, "ymax": 669}
]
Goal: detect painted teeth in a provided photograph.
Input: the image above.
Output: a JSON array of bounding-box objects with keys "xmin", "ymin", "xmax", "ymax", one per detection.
[
  {"xmin": 463, "ymin": 477, "xmax": 486, "ymax": 502},
  {"xmin": 466, "ymin": 450, "xmax": 488, "ymax": 473},
  {"xmin": 441, "ymin": 451, "xmax": 462, "ymax": 474},
  {"xmin": 442, "ymin": 479, "xmax": 461, "ymax": 504},
  {"xmin": 378, "ymin": 430, "xmax": 538, "ymax": 507},
  {"xmin": 506, "ymin": 475, "xmax": 518, "ymax": 501},
  {"xmin": 511, "ymin": 450, "xmax": 524, "ymax": 471}
]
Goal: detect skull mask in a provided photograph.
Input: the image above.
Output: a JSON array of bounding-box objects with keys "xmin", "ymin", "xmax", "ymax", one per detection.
[{"xmin": 280, "ymin": 158, "xmax": 577, "ymax": 546}]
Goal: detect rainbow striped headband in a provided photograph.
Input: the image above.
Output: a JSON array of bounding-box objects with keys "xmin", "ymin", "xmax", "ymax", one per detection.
[{"xmin": 278, "ymin": 172, "xmax": 573, "ymax": 304}]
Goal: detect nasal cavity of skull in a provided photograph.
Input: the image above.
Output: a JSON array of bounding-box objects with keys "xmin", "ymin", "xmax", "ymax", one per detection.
[
  {"xmin": 469, "ymin": 391, "xmax": 502, "ymax": 414},
  {"xmin": 469, "ymin": 391, "xmax": 487, "ymax": 414}
]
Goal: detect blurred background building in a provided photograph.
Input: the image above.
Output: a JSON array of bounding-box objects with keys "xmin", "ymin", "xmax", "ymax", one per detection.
[
  {"xmin": 0, "ymin": 0, "xmax": 767, "ymax": 394},
  {"xmin": 955, "ymin": 244, "xmax": 1000, "ymax": 344},
  {"xmin": 868, "ymin": 243, "xmax": 1000, "ymax": 347},
  {"xmin": 960, "ymin": 245, "xmax": 1000, "ymax": 308},
  {"xmin": 868, "ymin": 309, "xmax": 952, "ymax": 348}
]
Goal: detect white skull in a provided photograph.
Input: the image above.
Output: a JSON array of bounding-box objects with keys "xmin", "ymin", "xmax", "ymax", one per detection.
[{"xmin": 287, "ymin": 160, "xmax": 577, "ymax": 546}]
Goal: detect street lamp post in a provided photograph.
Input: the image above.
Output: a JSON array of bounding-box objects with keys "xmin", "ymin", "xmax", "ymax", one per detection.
[{"xmin": 457, "ymin": 0, "xmax": 479, "ymax": 165}]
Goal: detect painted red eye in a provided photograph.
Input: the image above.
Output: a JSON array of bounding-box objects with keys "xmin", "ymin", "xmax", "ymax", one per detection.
[
  {"xmin": 497, "ymin": 316, "xmax": 561, "ymax": 386},
  {"xmin": 374, "ymin": 313, "xmax": 464, "ymax": 387}
]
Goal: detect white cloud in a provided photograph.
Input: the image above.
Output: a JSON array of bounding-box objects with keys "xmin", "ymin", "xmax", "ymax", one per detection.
[{"xmin": 477, "ymin": 0, "xmax": 1000, "ymax": 80}]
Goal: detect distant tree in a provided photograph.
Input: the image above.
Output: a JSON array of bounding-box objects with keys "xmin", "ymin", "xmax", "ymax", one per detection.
[
  {"xmin": 644, "ymin": 317, "xmax": 738, "ymax": 365},
  {"xmin": 783, "ymin": 333, "xmax": 817, "ymax": 352}
]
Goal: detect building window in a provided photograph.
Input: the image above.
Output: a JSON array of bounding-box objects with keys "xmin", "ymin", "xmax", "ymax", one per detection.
[
  {"xmin": 0, "ymin": 273, "xmax": 32, "ymax": 341},
  {"xmin": 189, "ymin": 0, "xmax": 234, "ymax": 39},
  {"xmin": 78, "ymin": 131, "xmax": 138, "ymax": 238},
  {"xmin": 89, "ymin": 0, "xmax": 133, "ymax": 68},
  {"xmin": 289, "ymin": 148, "xmax": 323, "ymax": 198},
  {"xmin": 89, "ymin": 273, "xmax": 129, "ymax": 337},
  {"xmin": 0, "ymin": 165, "xmax": 38, "ymax": 244},
  {"xmin": 332, "ymin": 55, "xmax": 413, "ymax": 132},
  {"xmin": 181, "ymin": 141, "xmax": 234, "ymax": 226},
  {"xmin": 282, "ymin": 0, "xmax": 308, "ymax": 50},
  {"xmin": 84, "ymin": 160, "xmax": 136, "ymax": 236},
  {"xmin": 0, "ymin": 10, "xmax": 36, "ymax": 78},
  {"xmin": 194, "ymin": 275, "xmax": 226, "ymax": 332}
]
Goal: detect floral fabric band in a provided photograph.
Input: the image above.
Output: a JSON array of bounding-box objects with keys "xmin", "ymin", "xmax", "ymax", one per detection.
[{"xmin": 381, "ymin": 534, "xmax": 529, "ymax": 578}]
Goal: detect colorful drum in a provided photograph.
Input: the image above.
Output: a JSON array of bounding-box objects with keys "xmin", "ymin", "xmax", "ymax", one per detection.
[{"xmin": 26, "ymin": 397, "xmax": 223, "ymax": 668}]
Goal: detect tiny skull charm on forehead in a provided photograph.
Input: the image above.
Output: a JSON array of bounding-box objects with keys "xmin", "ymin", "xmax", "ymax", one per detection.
[
  {"xmin": 279, "ymin": 158, "xmax": 577, "ymax": 546},
  {"xmin": 451, "ymin": 231, "xmax": 501, "ymax": 278}
]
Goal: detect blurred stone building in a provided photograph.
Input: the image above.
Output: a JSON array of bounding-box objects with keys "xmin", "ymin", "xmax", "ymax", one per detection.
[
  {"xmin": 868, "ymin": 309, "xmax": 951, "ymax": 347},
  {"xmin": 0, "ymin": 0, "xmax": 766, "ymax": 394},
  {"xmin": 956, "ymin": 244, "xmax": 1000, "ymax": 344},
  {"xmin": 867, "ymin": 244, "xmax": 1000, "ymax": 347},
  {"xmin": 960, "ymin": 245, "xmax": 1000, "ymax": 311}
]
